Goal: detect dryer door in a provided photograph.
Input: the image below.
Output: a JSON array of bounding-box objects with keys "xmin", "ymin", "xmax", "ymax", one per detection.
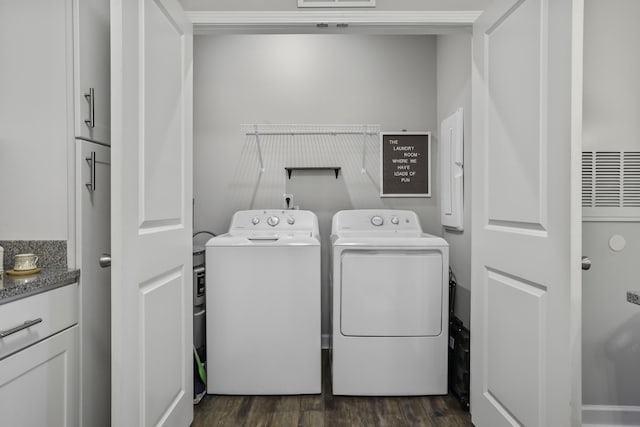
[{"xmin": 340, "ymin": 250, "xmax": 443, "ymax": 337}]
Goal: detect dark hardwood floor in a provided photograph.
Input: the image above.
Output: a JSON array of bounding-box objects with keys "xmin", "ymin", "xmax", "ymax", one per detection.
[{"xmin": 192, "ymin": 351, "xmax": 471, "ymax": 427}]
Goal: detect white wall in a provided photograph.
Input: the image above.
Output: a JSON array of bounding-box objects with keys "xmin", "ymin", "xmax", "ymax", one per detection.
[
  {"xmin": 582, "ymin": 0, "xmax": 640, "ymax": 415},
  {"xmin": 194, "ymin": 34, "xmax": 440, "ymax": 233},
  {"xmin": 583, "ymin": 0, "xmax": 640, "ymax": 152},
  {"xmin": 0, "ymin": 1, "xmax": 70, "ymax": 241},
  {"xmin": 180, "ymin": 0, "xmax": 488, "ymax": 12},
  {"xmin": 193, "ymin": 34, "xmax": 442, "ymax": 336},
  {"xmin": 437, "ymin": 33, "xmax": 472, "ymax": 327},
  {"xmin": 582, "ymin": 223, "xmax": 640, "ymax": 407}
]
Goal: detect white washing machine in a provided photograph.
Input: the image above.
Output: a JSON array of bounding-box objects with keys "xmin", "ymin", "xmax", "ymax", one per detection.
[
  {"xmin": 206, "ymin": 210, "xmax": 321, "ymax": 395},
  {"xmin": 330, "ymin": 209, "xmax": 449, "ymax": 396}
]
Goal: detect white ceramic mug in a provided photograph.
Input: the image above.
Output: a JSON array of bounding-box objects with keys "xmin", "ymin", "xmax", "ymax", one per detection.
[{"xmin": 14, "ymin": 253, "xmax": 39, "ymax": 271}]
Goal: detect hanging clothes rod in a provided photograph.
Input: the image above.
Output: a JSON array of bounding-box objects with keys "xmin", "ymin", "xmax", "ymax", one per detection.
[
  {"xmin": 243, "ymin": 131, "xmax": 379, "ymax": 136},
  {"xmin": 242, "ymin": 124, "xmax": 380, "ymax": 135}
]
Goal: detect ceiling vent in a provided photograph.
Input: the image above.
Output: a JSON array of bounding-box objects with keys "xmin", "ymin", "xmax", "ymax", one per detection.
[{"xmin": 582, "ymin": 151, "xmax": 640, "ymax": 221}]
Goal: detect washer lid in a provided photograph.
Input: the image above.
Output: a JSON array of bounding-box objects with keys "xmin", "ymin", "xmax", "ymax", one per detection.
[
  {"xmin": 206, "ymin": 231, "xmax": 319, "ymax": 247},
  {"xmin": 332, "ymin": 233, "xmax": 448, "ymax": 248}
]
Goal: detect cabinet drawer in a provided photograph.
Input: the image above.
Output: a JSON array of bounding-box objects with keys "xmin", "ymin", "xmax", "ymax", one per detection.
[
  {"xmin": 0, "ymin": 325, "xmax": 79, "ymax": 427},
  {"xmin": 0, "ymin": 284, "xmax": 78, "ymax": 360}
]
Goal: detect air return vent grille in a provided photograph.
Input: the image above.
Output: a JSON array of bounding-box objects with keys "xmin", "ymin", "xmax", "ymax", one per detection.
[
  {"xmin": 582, "ymin": 151, "xmax": 640, "ymax": 220},
  {"xmin": 623, "ymin": 152, "xmax": 640, "ymax": 207}
]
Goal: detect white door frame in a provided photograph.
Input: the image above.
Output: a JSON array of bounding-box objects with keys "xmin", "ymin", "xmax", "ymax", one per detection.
[
  {"xmin": 183, "ymin": 7, "xmax": 582, "ymax": 425},
  {"xmin": 186, "ymin": 10, "xmax": 482, "ymax": 35}
]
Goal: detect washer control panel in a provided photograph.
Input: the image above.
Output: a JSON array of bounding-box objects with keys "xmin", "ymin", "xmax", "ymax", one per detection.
[{"xmin": 230, "ymin": 210, "xmax": 318, "ymax": 232}]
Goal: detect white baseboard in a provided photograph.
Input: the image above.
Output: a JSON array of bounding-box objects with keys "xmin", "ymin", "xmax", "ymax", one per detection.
[
  {"xmin": 583, "ymin": 405, "xmax": 640, "ymax": 427},
  {"xmin": 322, "ymin": 333, "xmax": 331, "ymax": 349}
]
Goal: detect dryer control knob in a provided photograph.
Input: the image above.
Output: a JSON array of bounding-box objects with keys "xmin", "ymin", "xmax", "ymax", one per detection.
[
  {"xmin": 391, "ymin": 216, "xmax": 399, "ymax": 225},
  {"xmin": 251, "ymin": 217, "xmax": 260, "ymax": 225},
  {"xmin": 371, "ymin": 215, "xmax": 384, "ymax": 226},
  {"xmin": 267, "ymin": 216, "xmax": 280, "ymax": 227},
  {"xmin": 287, "ymin": 216, "xmax": 295, "ymax": 225}
]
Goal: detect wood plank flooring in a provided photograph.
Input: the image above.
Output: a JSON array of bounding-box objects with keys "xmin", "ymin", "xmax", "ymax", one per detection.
[{"xmin": 192, "ymin": 351, "xmax": 471, "ymax": 427}]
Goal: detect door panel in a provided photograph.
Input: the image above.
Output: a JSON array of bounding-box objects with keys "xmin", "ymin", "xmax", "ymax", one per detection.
[
  {"xmin": 486, "ymin": 269, "xmax": 545, "ymax": 427},
  {"xmin": 142, "ymin": 0, "xmax": 184, "ymax": 225},
  {"xmin": 141, "ymin": 270, "xmax": 184, "ymax": 426},
  {"xmin": 111, "ymin": 0, "xmax": 193, "ymax": 425},
  {"xmin": 486, "ymin": 0, "xmax": 545, "ymax": 227},
  {"xmin": 471, "ymin": 0, "xmax": 582, "ymax": 426}
]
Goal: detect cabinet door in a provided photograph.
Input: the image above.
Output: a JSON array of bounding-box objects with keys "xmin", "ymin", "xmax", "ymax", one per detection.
[
  {"xmin": 74, "ymin": 0, "xmax": 110, "ymax": 144},
  {"xmin": 0, "ymin": 326, "xmax": 79, "ymax": 427},
  {"xmin": 77, "ymin": 140, "xmax": 110, "ymax": 427}
]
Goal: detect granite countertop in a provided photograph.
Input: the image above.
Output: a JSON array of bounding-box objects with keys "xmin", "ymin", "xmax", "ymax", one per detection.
[
  {"xmin": 628, "ymin": 291, "xmax": 640, "ymax": 306},
  {"xmin": 0, "ymin": 267, "xmax": 80, "ymax": 305}
]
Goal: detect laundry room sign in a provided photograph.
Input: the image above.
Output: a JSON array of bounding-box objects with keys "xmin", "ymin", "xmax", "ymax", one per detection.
[{"xmin": 380, "ymin": 131, "xmax": 431, "ymax": 197}]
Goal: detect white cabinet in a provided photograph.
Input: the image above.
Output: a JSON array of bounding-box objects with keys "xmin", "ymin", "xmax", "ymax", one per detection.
[
  {"xmin": 73, "ymin": 0, "xmax": 111, "ymax": 424},
  {"xmin": 74, "ymin": 0, "xmax": 111, "ymax": 145},
  {"xmin": 0, "ymin": 285, "xmax": 79, "ymax": 427},
  {"xmin": 77, "ymin": 140, "xmax": 111, "ymax": 427},
  {"xmin": 0, "ymin": 0, "xmax": 110, "ymax": 240}
]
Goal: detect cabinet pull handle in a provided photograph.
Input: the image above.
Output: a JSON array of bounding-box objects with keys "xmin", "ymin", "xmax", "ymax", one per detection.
[
  {"xmin": 84, "ymin": 88, "xmax": 95, "ymax": 128},
  {"xmin": 86, "ymin": 151, "xmax": 96, "ymax": 192},
  {"xmin": 0, "ymin": 318, "xmax": 43, "ymax": 338}
]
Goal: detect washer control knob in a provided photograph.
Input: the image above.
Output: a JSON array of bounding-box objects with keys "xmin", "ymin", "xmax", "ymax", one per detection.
[
  {"xmin": 251, "ymin": 217, "xmax": 260, "ymax": 225},
  {"xmin": 287, "ymin": 216, "xmax": 295, "ymax": 225},
  {"xmin": 267, "ymin": 216, "xmax": 280, "ymax": 227},
  {"xmin": 371, "ymin": 215, "xmax": 384, "ymax": 226},
  {"xmin": 391, "ymin": 216, "xmax": 399, "ymax": 225}
]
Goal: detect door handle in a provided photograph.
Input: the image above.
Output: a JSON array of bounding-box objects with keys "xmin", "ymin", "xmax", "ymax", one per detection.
[
  {"xmin": 84, "ymin": 87, "xmax": 95, "ymax": 128},
  {"xmin": 99, "ymin": 254, "xmax": 111, "ymax": 268},
  {"xmin": 86, "ymin": 151, "xmax": 96, "ymax": 192},
  {"xmin": 582, "ymin": 256, "xmax": 592, "ymax": 271}
]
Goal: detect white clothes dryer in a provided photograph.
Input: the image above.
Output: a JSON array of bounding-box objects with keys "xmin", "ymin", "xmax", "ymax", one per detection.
[
  {"xmin": 206, "ymin": 210, "xmax": 321, "ymax": 395},
  {"xmin": 330, "ymin": 209, "xmax": 449, "ymax": 396}
]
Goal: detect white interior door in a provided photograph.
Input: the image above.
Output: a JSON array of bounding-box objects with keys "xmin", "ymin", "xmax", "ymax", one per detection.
[
  {"xmin": 111, "ymin": 0, "xmax": 193, "ymax": 426},
  {"xmin": 471, "ymin": 0, "xmax": 583, "ymax": 426}
]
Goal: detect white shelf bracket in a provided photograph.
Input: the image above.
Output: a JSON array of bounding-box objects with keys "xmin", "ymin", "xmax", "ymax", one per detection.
[
  {"xmin": 254, "ymin": 124, "xmax": 265, "ymax": 172},
  {"xmin": 361, "ymin": 125, "xmax": 367, "ymax": 173}
]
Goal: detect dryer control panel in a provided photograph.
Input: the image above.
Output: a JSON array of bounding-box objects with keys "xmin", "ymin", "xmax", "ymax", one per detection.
[{"xmin": 332, "ymin": 209, "xmax": 422, "ymax": 232}]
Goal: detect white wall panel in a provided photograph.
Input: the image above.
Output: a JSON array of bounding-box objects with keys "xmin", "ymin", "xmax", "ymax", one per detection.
[
  {"xmin": 0, "ymin": 1, "xmax": 70, "ymax": 240},
  {"xmin": 582, "ymin": 0, "xmax": 640, "ymax": 414},
  {"xmin": 437, "ymin": 33, "xmax": 473, "ymax": 326}
]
